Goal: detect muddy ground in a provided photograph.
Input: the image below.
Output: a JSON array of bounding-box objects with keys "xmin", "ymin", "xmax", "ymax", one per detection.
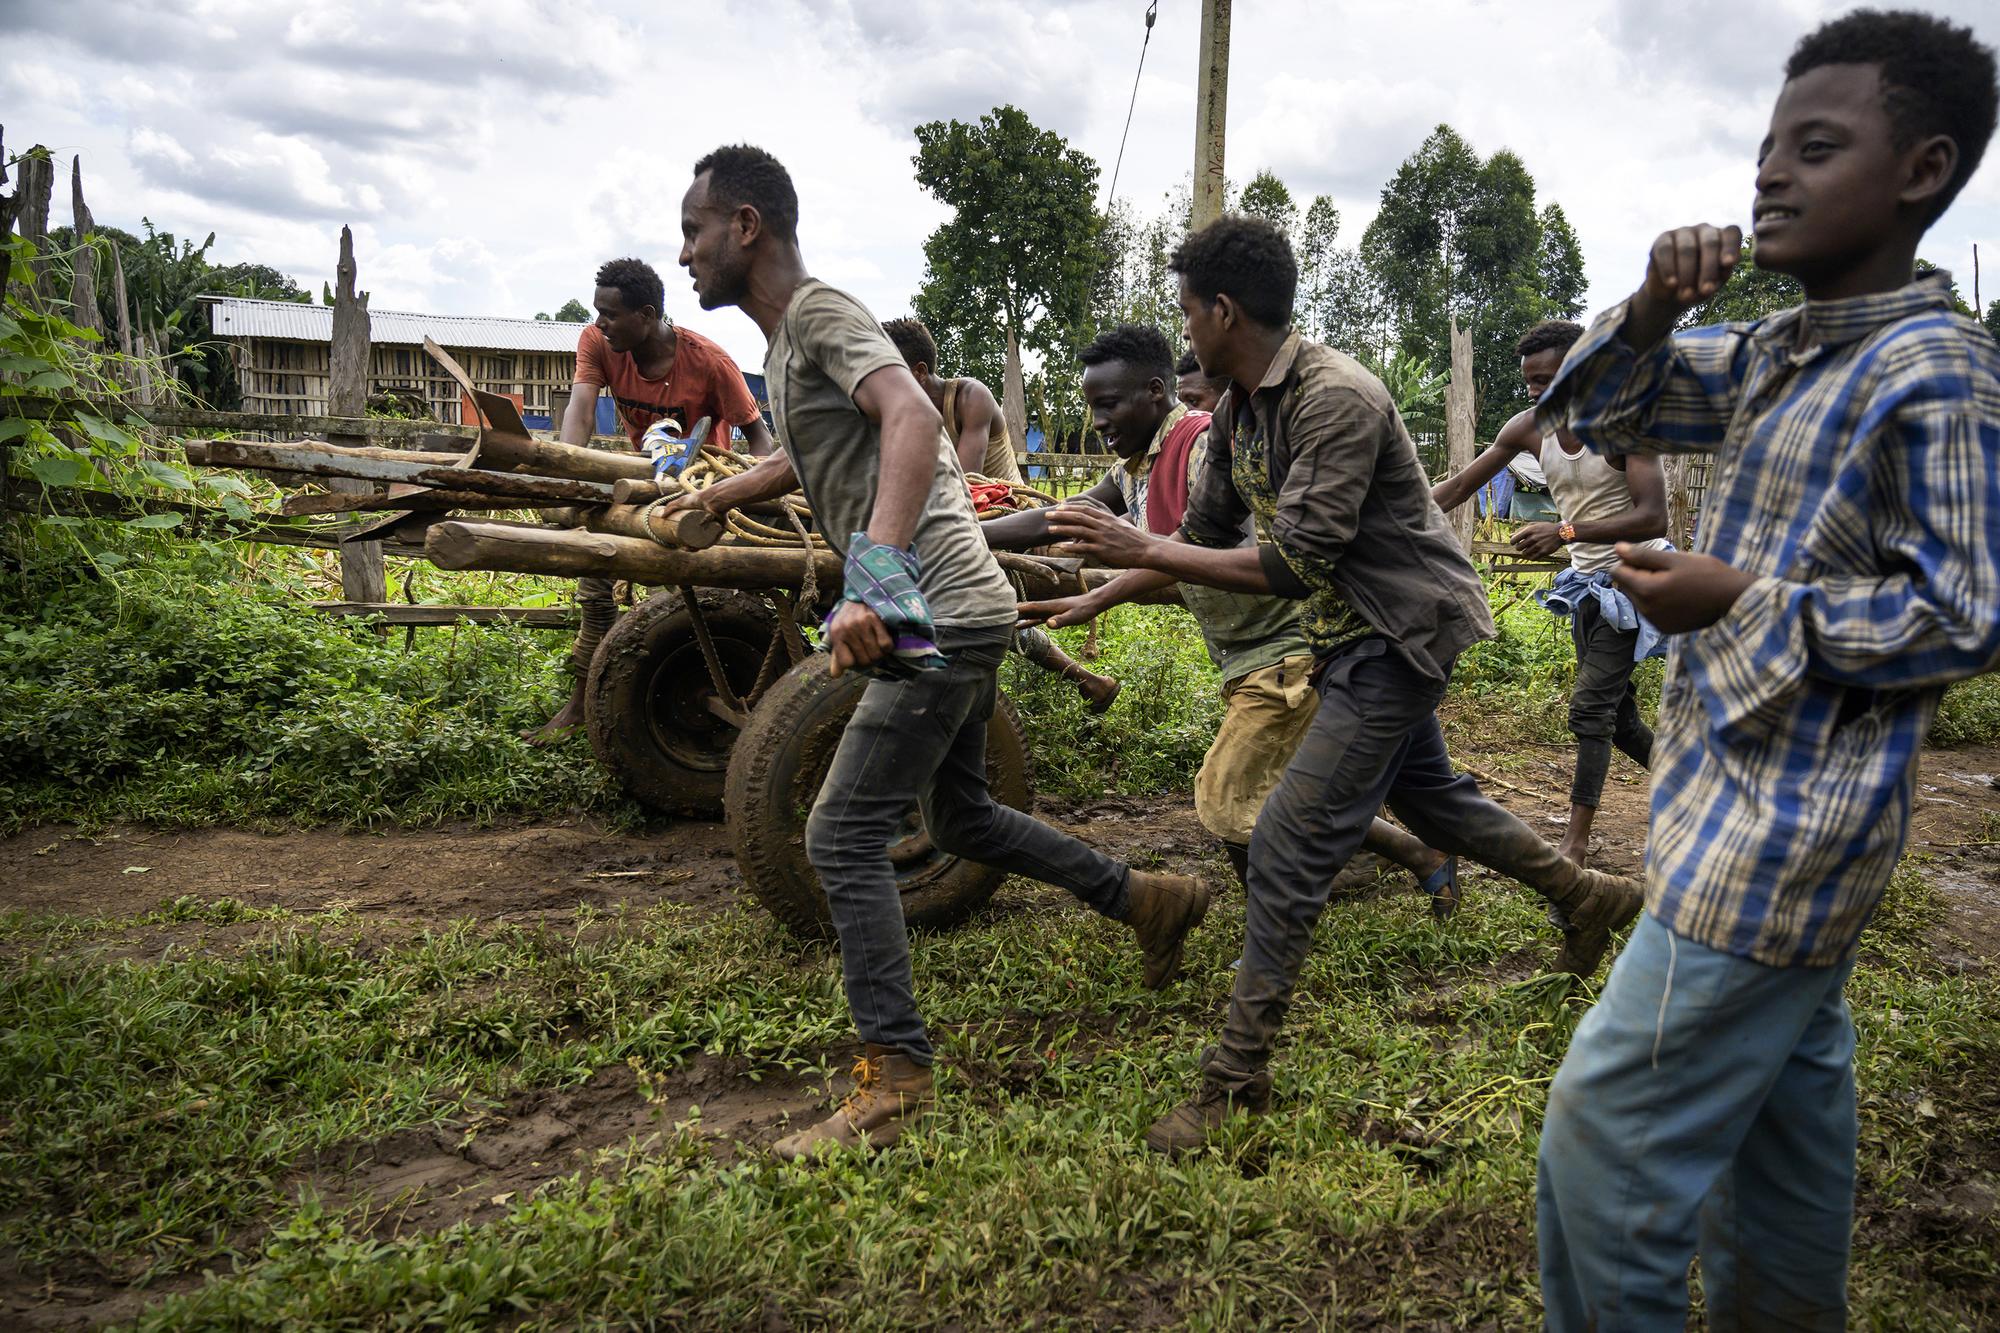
[{"xmin": 3, "ymin": 739, "xmax": 1997, "ymax": 1328}]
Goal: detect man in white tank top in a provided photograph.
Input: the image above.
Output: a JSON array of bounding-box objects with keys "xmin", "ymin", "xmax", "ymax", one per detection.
[{"xmin": 1433, "ymin": 320, "xmax": 1671, "ymax": 891}]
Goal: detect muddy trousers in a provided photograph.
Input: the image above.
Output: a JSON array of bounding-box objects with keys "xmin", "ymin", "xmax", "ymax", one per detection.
[
  {"xmin": 1567, "ymin": 597, "xmax": 1654, "ymax": 808},
  {"xmin": 1538, "ymin": 915, "xmax": 1856, "ymax": 1331},
  {"xmin": 1207, "ymin": 636, "xmax": 1598, "ymax": 1086},
  {"xmin": 804, "ymin": 627, "xmax": 1129, "ymax": 1066}
]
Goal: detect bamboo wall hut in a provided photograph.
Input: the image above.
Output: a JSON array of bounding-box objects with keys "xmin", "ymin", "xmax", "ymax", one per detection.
[{"xmin": 203, "ymin": 296, "xmax": 587, "ymax": 428}]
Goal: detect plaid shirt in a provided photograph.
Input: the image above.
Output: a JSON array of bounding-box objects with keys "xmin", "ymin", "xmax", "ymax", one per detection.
[{"xmin": 1543, "ymin": 271, "xmax": 2000, "ymax": 966}]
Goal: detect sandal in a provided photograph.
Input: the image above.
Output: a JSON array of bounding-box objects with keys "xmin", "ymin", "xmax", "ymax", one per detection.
[{"xmin": 1420, "ymin": 856, "xmax": 1461, "ymax": 921}]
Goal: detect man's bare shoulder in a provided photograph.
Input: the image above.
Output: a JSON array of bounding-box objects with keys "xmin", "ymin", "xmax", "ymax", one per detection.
[{"xmin": 1494, "ymin": 407, "xmax": 1542, "ymax": 453}]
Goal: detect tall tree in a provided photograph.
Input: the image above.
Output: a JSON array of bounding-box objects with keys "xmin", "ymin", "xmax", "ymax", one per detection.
[
  {"xmin": 536, "ymin": 297, "xmax": 590, "ymax": 322},
  {"xmin": 912, "ymin": 105, "xmax": 1103, "ymax": 447},
  {"xmin": 1360, "ymin": 124, "xmax": 1585, "ymax": 438},
  {"xmin": 1238, "ymin": 169, "xmax": 1297, "ymax": 239},
  {"xmin": 1536, "ymin": 204, "xmax": 1586, "ymax": 318},
  {"xmin": 1293, "ymin": 195, "xmax": 1339, "ymax": 341},
  {"xmin": 1984, "ymin": 296, "xmax": 2000, "ymax": 342}
]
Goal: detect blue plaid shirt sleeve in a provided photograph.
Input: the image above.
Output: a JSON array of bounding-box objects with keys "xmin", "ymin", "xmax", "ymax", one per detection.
[{"xmin": 1539, "ymin": 299, "xmax": 1750, "ymax": 457}]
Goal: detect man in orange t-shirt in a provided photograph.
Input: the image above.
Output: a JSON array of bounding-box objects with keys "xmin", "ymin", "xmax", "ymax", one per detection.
[{"xmin": 525, "ymin": 256, "xmax": 774, "ymax": 744}]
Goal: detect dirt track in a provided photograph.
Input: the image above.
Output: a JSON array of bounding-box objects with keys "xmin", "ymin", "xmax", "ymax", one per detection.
[{"xmin": 6, "ymin": 743, "xmax": 1995, "ymax": 951}]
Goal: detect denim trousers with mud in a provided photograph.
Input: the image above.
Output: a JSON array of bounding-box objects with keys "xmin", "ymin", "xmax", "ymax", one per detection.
[{"xmin": 804, "ymin": 628, "xmax": 1129, "ymax": 1065}]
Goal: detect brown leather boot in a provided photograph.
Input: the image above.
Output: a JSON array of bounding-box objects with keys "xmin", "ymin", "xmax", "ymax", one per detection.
[
  {"xmin": 1550, "ymin": 867, "xmax": 1645, "ymax": 977},
  {"xmin": 1125, "ymin": 871, "xmax": 1213, "ymax": 989},
  {"xmin": 1143, "ymin": 1059, "xmax": 1272, "ymax": 1156},
  {"xmin": 770, "ymin": 1044, "xmax": 935, "ymax": 1163}
]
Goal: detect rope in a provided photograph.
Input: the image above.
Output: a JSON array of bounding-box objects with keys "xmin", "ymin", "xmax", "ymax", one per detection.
[{"xmin": 1105, "ymin": 0, "xmax": 1159, "ymax": 207}]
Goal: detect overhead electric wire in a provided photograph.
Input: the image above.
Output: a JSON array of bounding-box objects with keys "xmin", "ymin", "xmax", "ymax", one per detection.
[{"xmin": 1104, "ymin": 0, "xmax": 1159, "ymax": 208}]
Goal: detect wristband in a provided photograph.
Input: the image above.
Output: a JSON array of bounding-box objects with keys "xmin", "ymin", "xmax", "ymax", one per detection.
[{"xmin": 1558, "ymin": 521, "xmax": 1577, "ymax": 543}]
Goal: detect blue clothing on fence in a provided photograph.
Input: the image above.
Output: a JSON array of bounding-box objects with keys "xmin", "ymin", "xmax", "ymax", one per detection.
[
  {"xmin": 1537, "ymin": 564, "xmax": 1668, "ymax": 663},
  {"xmin": 1538, "ymin": 915, "xmax": 1858, "ymax": 1332}
]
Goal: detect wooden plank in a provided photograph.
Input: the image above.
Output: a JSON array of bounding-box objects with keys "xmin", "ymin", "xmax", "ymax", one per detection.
[
  {"xmin": 309, "ymin": 601, "xmax": 578, "ymax": 628},
  {"xmin": 67, "ymin": 156, "xmax": 103, "ymax": 338},
  {"xmin": 199, "ymin": 440, "xmax": 620, "ymax": 502},
  {"xmin": 328, "ymin": 225, "xmax": 385, "ymax": 603},
  {"xmin": 0, "ymin": 398, "xmax": 634, "ymax": 448},
  {"xmin": 1445, "ymin": 318, "xmax": 1477, "ymax": 555},
  {"xmin": 0, "ymin": 483, "xmax": 427, "ymax": 558},
  {"xmin": 281, "ymin": 487, "xmax": 560, "ymax": 517}
]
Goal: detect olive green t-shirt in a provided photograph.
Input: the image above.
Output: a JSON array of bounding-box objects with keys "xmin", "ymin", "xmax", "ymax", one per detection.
[{"xmin": 765, "ymin": 280, "xmax": 1017, "ymax": 631}]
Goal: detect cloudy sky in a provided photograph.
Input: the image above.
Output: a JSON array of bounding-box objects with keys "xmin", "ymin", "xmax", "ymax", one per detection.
[{"xmin": 5, "ymin": 0, "xmax": 1995, "ymax": 370}]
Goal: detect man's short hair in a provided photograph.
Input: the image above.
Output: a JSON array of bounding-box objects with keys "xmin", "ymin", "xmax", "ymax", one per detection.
[
  {"xmin": 1175, "ymin": 349, "xmax": 1216, "ymax": 379},
  {"xmin": 1515, "ymin": 320, "xmax": 1585, "ymax": 360},
  {"xmin": 882, "ymin": 317, "xmax": 937, "ymax": 371},
  {"xmin": 1078, "ymin": 323, "xmax": 1175, "ymax": 382},
  {"xmin": 691, "ymin": 144, "xmax": 800, "ymax": 241},
  {"xmin": 595, "ymin": 257, "xmax": 664, "ymax": 316},
  {"xmin": 1168, "ymin": 215, "xmax": 1297, "ymax": 329},
  {"xmin": 1786, "ymin": 9, "xmax": 1998, "ymax": 222}
]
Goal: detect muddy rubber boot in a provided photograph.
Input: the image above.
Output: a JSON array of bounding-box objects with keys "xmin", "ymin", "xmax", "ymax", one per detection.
[
  {"xmin": 1550, "ymin": 869, "xmax": 1646, "ymax": 978},
  {"xmin": 1143, "ymin": 1046, "xmax": 1273, "ymax": 1156},
  {"xmin": 771, "ymin": 1044, "xmax": 934, "ymax": 1164},
  {"xmin": 1442, "ymin": 801, "xmax": 1643, "ymax": 976},
  {"xmin": 1124, "ymin": 870, "xmax": 1214, "ymax": 989}
]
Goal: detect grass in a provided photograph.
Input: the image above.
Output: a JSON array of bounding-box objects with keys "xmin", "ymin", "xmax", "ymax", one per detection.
[
  {"xmin": 0, "ymin": 865, "xmax": 1994, "ymax": 1329},
  {"xmin": 0, "ymin": 560, "xmax": 637, "ymax": 834},
  {"xmin": 3, "ymin": 535, "xmax": 1998, "ymax": 1325}
]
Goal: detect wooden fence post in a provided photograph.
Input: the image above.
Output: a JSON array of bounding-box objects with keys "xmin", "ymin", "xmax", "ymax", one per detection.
[
  {"xmin": 328, "ymin": 225, "xmax": 386, "ymax": 603},
  {"xmin": 1445, "ymin": 317, "xmax": 1477, "ymax": 553},
  {"xmin": 9, "ymin": 145, "xmax": 55, "ymax": 308},
  {"xmin": 67, "ymin": 157, "xmax": 103, "ymax": 339}
]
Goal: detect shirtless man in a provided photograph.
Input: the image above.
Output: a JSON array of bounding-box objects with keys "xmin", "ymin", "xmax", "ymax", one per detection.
[{"xmin": 881, "ymin": 317, "xmax": 1022, "ymax": 483}]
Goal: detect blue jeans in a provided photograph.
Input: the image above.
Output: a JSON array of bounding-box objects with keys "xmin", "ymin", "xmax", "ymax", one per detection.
[
  {"xmin": 1537, "ymin": 914, "xmax": 1858, "ymax": 1331},
  {"xmin": 804, "ymin": 627, "xmax": 1129, "ymax": 1066}
]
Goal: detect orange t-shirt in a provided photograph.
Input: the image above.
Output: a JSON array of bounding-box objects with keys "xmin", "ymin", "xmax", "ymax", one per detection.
[{"xmin": 573, "ymin": 323, "xmax": 762, "ymax": 447}]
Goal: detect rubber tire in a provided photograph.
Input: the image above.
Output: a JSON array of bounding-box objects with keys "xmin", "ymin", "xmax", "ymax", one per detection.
[
  {"xmin": 585, "ymin": 588, "xmax": 778, "ymax": 818},
  {"xmin": 725, "ymin": 653, "xmax": 1032, "ymax": 942}
]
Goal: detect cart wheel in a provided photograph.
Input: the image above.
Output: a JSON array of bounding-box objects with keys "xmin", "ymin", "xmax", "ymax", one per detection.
[
  {"xmin": 586, "ymin": 589, "xmax": 777, "ymax": 818},
  {"xmin": 725, "ymin": 653, "xmax": 1032, "ymax": 942}
]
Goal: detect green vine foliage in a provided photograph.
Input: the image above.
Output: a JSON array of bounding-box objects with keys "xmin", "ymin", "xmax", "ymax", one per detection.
[{"xmin": 2, "ymin": 234, "xmax": 268, "ymax": 574}]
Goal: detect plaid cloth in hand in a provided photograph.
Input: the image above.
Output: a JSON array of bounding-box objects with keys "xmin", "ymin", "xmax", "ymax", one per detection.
[{"xmin": 827, "ymin": 532, "xmax": 948, "ymax": 674}]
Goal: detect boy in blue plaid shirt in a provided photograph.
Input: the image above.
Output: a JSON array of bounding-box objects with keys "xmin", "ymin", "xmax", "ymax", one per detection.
[{"xmin": 1533, "ymin": 11, "xmax": 2000, "ymax": 1329}]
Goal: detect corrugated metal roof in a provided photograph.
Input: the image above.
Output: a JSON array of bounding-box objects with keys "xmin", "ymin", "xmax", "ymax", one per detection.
[{"xmin": 203, "ymin": 295, "xmax": 591, "ymax": 352}]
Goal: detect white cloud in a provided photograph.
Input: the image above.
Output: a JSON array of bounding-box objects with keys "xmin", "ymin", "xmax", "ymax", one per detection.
[{"xmin": 5, "ymin": 0, "xmax": 1995, "ymax": 381}]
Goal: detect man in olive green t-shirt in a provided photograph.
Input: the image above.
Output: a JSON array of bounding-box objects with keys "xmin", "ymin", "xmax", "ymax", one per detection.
[{"xmin": 668, "ymin": 144, "xmax": 1214, "ymax": 1165}]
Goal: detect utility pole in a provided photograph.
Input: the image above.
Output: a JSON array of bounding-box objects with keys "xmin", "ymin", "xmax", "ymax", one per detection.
[{"xmin": 1191, "ymin": 0, "xmax": 1231, "ymax": 232}]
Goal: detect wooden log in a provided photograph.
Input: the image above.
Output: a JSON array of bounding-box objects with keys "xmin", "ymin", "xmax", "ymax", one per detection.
[
  {"xmin": 217, "ymin": 441, "xmax": 468, "ymax": 467},
  {"xmin": 611, "ymin": 476, "xmax": 668, "ymax": 504},
  {"xmin": 581, "ymin": 501, "xmax": 725, "ymax": 550},
  {"xmin": 309, "ymin": 601, "xmax": 578, "ymax": 628},
  {"xmin": 328, "ymin": 225, "xmax": 385, "ymax": 603},
  {"xmin": 472, "ymin": 431, "xmax": 652, "ymax": 483},
  {"xmin": 199, "ymin": 440, "xmax": 619, "ymax": 502},
  {"xmin": 424, "ymin": 520, "xmax": 1177, "ymax": 604}
]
